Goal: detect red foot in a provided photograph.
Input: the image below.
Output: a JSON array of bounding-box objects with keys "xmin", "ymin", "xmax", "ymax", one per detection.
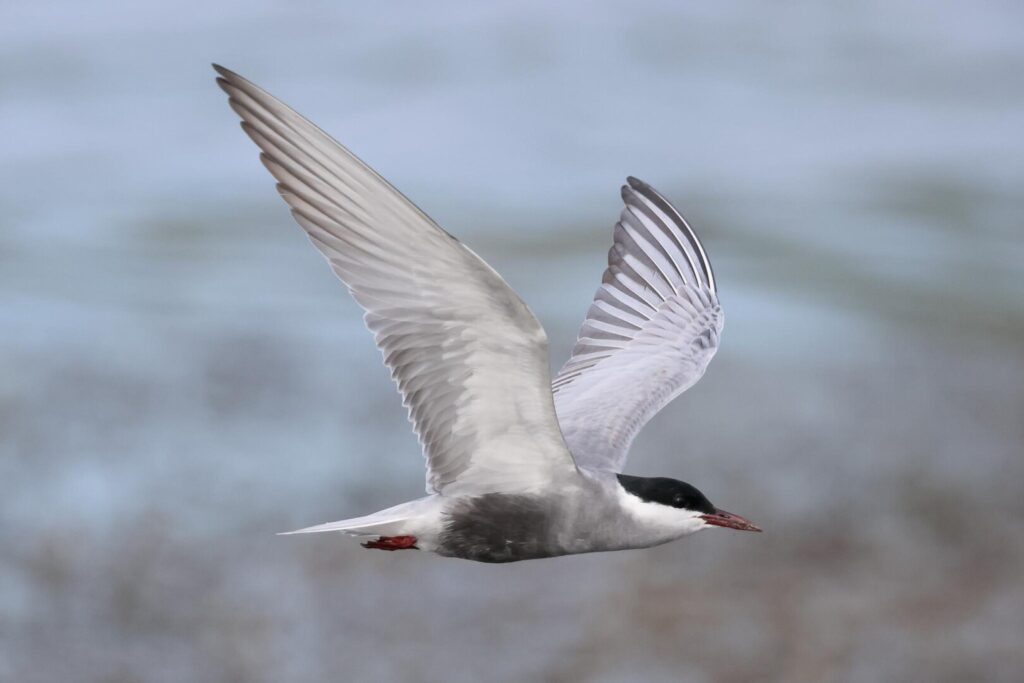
[{"xmin": 361, "ymin": 535, "xmax": 418, "ymax": 551}]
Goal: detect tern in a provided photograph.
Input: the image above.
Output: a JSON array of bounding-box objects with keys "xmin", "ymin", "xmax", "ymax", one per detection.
[{"xmin": 215, "ymin": 65, "xmax": 761, "ymax": 563}]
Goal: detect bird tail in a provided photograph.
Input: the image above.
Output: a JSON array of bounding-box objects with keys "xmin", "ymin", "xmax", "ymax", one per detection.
[{"xmin": 278, "ymin": 498, "xmax": 431, "ymax": 537}]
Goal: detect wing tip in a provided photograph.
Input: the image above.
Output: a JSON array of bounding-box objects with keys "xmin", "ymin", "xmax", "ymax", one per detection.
[
  {"xmin": 212, "ymin": 63, "xmax": 238, "ymax": 80},
  {"xmin": 624, "ymin": 175, "xmax": 667, "ymax": 209},
  {"xmin": 212, "ymin": 64, "xmax": 269, "ymax": 108},
  {"xmin": 626, "ymin": 176, "xmax": 647, "ymax": 191},
  {"xmin": 621, "ymin": 176, "xmax": 647, "ymax": 202},
  {"xmin": 618, "ymin": 176, "xmax": 718, "ymax": 294}
]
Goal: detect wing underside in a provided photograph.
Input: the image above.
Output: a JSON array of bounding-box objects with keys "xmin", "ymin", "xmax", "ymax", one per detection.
[
  {"xmin": 552, "ymin": 177, "xmax": 723, "ymax": 473},
  {"xmin": 215, "ymin": 65, "xmax": 577, "ymax": 495}
]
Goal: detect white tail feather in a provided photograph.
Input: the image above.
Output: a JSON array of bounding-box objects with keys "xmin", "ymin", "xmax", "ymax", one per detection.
[{"xmin": 278, "ymin": 498, "xmax": 430, "ymax": 536}]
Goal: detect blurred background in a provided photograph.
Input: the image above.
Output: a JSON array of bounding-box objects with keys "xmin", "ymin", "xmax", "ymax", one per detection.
[{"xmin": 2, "ymin": 1, "xmax": 1023, "ymax": 681}]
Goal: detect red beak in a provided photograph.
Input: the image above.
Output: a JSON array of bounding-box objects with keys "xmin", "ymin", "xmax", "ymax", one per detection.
[{"xmin": 700, "ymin": 508, "xmax": 762, "ymax": 532}]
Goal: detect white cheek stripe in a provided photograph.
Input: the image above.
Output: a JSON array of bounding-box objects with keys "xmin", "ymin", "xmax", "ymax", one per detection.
[{"xmin": 616, "ymin": 488, "xmax": 707, "ymax": 536}]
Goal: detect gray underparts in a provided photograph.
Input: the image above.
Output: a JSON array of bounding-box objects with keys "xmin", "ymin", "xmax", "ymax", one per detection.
[{"xmin": 436, "ymin": 493, "xmax": 560, "ymax": 563}]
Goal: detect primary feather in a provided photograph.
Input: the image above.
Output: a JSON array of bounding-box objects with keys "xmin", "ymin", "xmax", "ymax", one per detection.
[
  {"xmin": 552, "ymin": 177, "xmax": 723, "ymax": 473},
  {"xmin": 214, "ymin": 65, "xmax": 577, "ymax": 495}
]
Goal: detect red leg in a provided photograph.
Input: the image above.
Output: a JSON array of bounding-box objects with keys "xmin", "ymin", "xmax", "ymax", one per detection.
[{"xmin": 361, "ymin": 535, "xmax": 419, "ymax": 551}]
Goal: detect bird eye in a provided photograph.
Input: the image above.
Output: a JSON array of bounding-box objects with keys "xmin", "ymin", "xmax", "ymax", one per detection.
[{"xmin": 673, "ymin": 493, "xmax": 685, "ymax": 506}]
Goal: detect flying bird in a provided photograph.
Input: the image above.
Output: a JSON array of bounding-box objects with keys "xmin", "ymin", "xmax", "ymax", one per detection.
[{"xmin": 214, "ymin": 65, "xmax": 760, "ymax": 563}]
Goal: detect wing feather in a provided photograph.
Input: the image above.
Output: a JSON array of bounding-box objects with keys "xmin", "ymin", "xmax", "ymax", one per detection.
[
  {"xmin": 552, "ymin": 178, "xmax": 723, "ymax": 472},
  {"xmin": 215, "ymin": 65, "xmax": 576, "ymax": 495}
]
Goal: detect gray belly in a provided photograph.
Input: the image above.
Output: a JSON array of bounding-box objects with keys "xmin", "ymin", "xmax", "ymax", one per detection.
[{"xmin": 436, "ymin": 493, "xmax": 563, "ymax": 563}]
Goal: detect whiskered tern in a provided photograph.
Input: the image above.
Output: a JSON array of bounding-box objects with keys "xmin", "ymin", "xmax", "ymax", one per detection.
[{"xmin": 215, "ymin": 65, "xmax": 760, "ymax": 563}]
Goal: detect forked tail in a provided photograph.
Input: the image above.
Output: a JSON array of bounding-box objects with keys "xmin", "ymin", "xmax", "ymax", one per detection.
[{"xmin": 278, "ymin": 498, "xmax": 430, "ymax": 538}]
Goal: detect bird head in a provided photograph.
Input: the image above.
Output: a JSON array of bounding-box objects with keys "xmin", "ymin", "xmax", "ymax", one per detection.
[{"xmin": 616, "ymin": 474, "xmax": 762, "ymax": 533}]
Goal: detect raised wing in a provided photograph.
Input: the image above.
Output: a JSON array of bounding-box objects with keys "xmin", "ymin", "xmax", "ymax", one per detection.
[
  {"xmin": 214, "ymin": 65, "xmax": 576, "ymax": 495},
  {"xmin": 552, "ymin": 177, "xmax": 723, "ymax": 473}
]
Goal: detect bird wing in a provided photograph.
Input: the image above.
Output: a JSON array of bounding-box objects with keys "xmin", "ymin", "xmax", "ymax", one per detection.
[
  {"xmin": 552, "ymin": 177, "xmax": 723, "ymax": 473},
  {"xmin": 215, "ymin": 65, "xmax": 577, "ymax": 496}
]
